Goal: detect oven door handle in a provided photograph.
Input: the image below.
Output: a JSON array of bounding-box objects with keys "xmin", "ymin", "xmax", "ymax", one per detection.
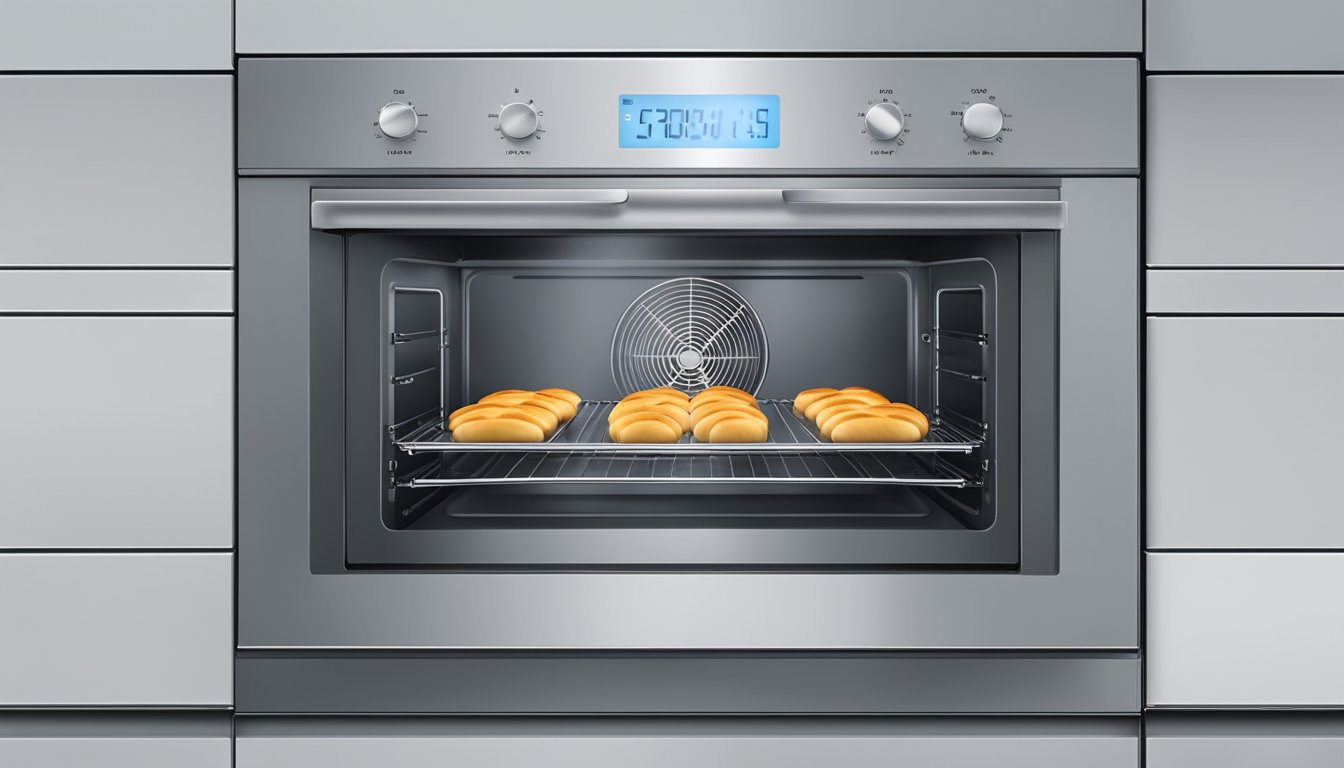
[
  {"xmin": 781, "ymin": 189, "xmax": 1067, "ymax": 230},
  {"xmin": 311, "ymin": 189, "xmax": 630, "ymax": 229}
]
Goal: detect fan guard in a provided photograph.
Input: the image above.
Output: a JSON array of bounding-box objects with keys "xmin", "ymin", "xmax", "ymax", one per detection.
[{"xmin": 611, "ymin": 277, "xmax": 769, "ymax": 396}]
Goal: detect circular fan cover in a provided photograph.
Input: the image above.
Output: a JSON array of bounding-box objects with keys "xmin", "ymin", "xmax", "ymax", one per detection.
[{"xmin": 611, "ymin": 277, "xmax": 769, "ymax": 396}]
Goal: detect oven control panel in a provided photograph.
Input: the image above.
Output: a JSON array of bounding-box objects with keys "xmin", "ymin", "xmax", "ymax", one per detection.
[{"xmin": 239, "ymin": 58, "xmax": 1137, "ymax": 174}]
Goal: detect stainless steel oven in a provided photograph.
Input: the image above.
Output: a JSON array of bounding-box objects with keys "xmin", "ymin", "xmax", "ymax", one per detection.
[{"xmin": 236, "ymin": 57, "xmax": 1139, "ymax": 714}]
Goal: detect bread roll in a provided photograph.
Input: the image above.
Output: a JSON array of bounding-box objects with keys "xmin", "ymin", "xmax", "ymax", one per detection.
[
  {"xmin": 693, "ymin": 408, "xmax": 769, "ymax": 442},
  {"xmin": 480, "ymin": 391, "xmax": 538, "ymax": 406},
  {"xmin": 452, "ymin": 418, "xmax": 545, "ymax": 443},
  {"xmin": 793, "ymin": 387, "xmax": 839, "ymax": 415},
  {"xmin": 645, "ymin": 386, "xmax": 690, "ymax": 401},
  {"xmin": 484, "ymin": 389, "xmax": 532, "ymax": 398},
  {"xmin": 819, "ymin": 408, "xmax": 877, "ymax": 439},
  {"xmin": 450, "ymin": 404, "xmax": 557, "ymax": 436},
  {"xmin": 814, "ymin": 402, "xmax": 871, "ymax": 433},
  {"xmin": 614, "ymin": 417, "xmax": 682, "ymax": 443},
  {"xmin": 869, "ymin": 403, "xmax": 929, "ymax": 438},
  {"xmin": 619, "ymin": 393, "xmax": 690, "ymax": 411},
  {"xmin": 448, "ymin": 402, "xmax": 501, "ymax": 430},
  {"xmin": 803, "ymin": 391, "xmax": 888, "ymax": 420},
  {"xmin": 608, "ymin": 410, "xmax": 683, "ymax": 441},
  {"xmin": 688, "ymin": 400, "xmax": 769, "ymax": 429},
  {"xmin": 830, "ymin": 416, "xmax": 922, "ymax": 443},
  {"xmin": 529, "ymin": 392, "xmax": 578, "ymax": 421},
  {"xmin": 689, "ymin": 390, "xmax": 756, "ymax": 410},
  {"xmin": 535, "ymin": 388, "xmax": 582, "ymax": 407},
  {"xmin": 507, "ymin": 403, "xmax": 560, "ymax": 435},
  {"xmin": 704, "ymin": 416, "xmax": 769, "ymax": 443},
  {"xmin": 609, "ymin": 400, "xmax": 691, "ymax": 432},
  {"xmin": 701, "ymin": 385, "xmax": 753, "ymax": 397}
]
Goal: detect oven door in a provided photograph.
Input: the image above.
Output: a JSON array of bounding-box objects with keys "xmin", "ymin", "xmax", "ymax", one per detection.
[{"xmin": 238, "ymin": 178, "xmax": 1136, "ymax": 656}]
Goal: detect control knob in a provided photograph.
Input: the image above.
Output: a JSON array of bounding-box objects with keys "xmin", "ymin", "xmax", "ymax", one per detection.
[
  {"xmin": 864, "ymin": 102, "xmax": 904, "ymax": 141},
  {"xmin": 499, "ymin": 102, "xmax": 540, "ymax": 139},
  {"xmin": 962, "ymin": 102, "xmax": 1004, "ymax": 140},
  {"xmin": 377, "ymin": 102, "xmax": 418, "ymax": 139}
]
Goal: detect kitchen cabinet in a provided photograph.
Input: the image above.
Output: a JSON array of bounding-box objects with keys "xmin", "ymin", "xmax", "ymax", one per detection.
[
  {"xmin": 1147, "ymin": 715, "xmax": 1344, "ymax": 767},
  {"xmin": 0, "ymin": 76, "xmax": 233, "ymax": 268},
  {"xmin": 1147, "ymin": 316, "xmax": 1344, "ymax": 549},
  {"xmin": 0, "ymin": 0, "xmax": 231, "ymax": 70},
  {"xmin": 238, "ymin": 718, "xmax": 1139, "ymax": 768},
  {"xmin": 0, "ymin": 554, "xmax": 232, "ymax": 707},
  {"xmin": 1148, "ymin": 76, "xmax": 1344, "ymax": 267},
  {"xmin": 236, "ymin": 0, "xmax": 1140, "ymax": 54},
  {"xmin": 1148, "ymin": 0, "xmax": 1344, "ymax": 71},
  {"xmin": 0, "ymin": 316, "xmax": 233, "ymax": 548},
  {"xmin": 1147, "ymin": 553, "xmax": 1344, "ymax": 707},
  {"xmin": 0, "ymin": 714, "xmax": 230, "ymax": 768}
]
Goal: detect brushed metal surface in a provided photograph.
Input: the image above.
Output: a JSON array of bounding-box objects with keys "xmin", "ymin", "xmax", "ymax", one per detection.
[
  {"xmin": 0, "ymin": 76, "xmax": 233, "ymax": 267},
  {"xmin": 1148, "ymin": 76, "xmax": 1344, "ymax": 266},
  {"xmin": 0, "ymin": 317, "xmax": 233, "ymax": 549},
  {"xmin": 0, "ymin": 0, "xmax": 231, "ymax": 70},
  {"xmin": 1147, "ymin": 318, "xmax": 1344, "ymax": 549},
  {"xmin": 1150, "ymin": 735, "xmax": 1344, "ymax": 767},
  {"xmin": 0, "ymin": 554, "xmax": 232, "ymax": 707},
  {"xmin": 237, "ymin": 177, "xmax": 1138, "ymax": 650},
  {"xmin": 0, "ymin": 738, "xmax": 230, "ymax": 768},
  {"xmin": 238, "ymin": 58, "xmax": 1138, "ymax": 174},
  {"xmin": 1148, "ymin": 0, "xmax": 1344, "ymax": 71},
  {"xmin": 236, "ymin": 0, "xmax": 1141, "ymax": 54},
  {"xmin": 237, "ymin": 720, "xmax": 1138, "ymax": 768},
  {"xmin": 1147, "ymin": 553, "xmax": 1344, "ymax": 707},
  {"xmin": 1147, "ymin": 271, "xmax": 1344, "ymax": 314},
  {"xmin": 0, "ymin": 271, "xmax": 233, "ymax": 314}
]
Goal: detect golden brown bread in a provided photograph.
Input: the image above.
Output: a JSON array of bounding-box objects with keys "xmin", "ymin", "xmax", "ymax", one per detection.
[
  {"xmin": 803, "ymin": 391, "xmax": 889, "ymax": 420},
  {"xmin": 618, "ymin": 393, "xmax": 691, "ymax": 411},
  {"xmin": 452, "ymin": 418, "xmax": 546, "ymax": 443},
  {"xmin": 535, "ymin": 388, "xmax": 581, "ymax": 407},
  {"xmin": 644, "ymin": 386, "xmax": 691, "ymax": 401},
  {"xmin": 814, "ymin": 402, "xmax": 872, "ymax": 433},
  {"xmin": 867, "ymin": 403, "xmax": 929, "ymax": 438},
  {"xmin": 450, "ymin": 404, "xmax": 558, "ymax": 435},
  {"xmin": 693, "ymin": 409, "xmax": 766, "ymax": 442},
  {"xmin": 793, "ymin": 387, "xmax": 839, "ymax": 415},
  {"xmin": 612, "ymin": 415, "xmax": 683, "ymax": 443},
  {"xmin": 608, "ymin": 410, "xmax": 683, "ymax": 441},
  {"xmin": 689, "ymin": 390, "xmax": 756, "ymax": 410},
  {"xmin": 702, "ymin": 416, "xmax": 769, "ymax": 443},
  {"xmin": 829, "ymin": 416, "xmax": 922, "ymax": 443},
  {"xmin": 609, "ymin": 400, "xmax": 691, "ymax": 432},
  {"xmin": 688, "ymin": 400, "xmax": 769, "ymax": 429}
]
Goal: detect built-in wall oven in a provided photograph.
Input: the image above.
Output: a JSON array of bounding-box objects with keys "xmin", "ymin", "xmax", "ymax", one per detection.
[{"xmin": 236, "ymin": 57, "xmax": 1139, "ymax": 714}]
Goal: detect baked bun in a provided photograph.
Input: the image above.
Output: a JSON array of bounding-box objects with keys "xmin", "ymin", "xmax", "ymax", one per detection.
[
  {"xmin": 702, "ymin": 416, "xmax": 769, "ymax": 443},
  {"xmin": 480, "ymin": 391, "xmax": 538, "ymax": 406},
  {"xmin": 793, "ymin": 387, "xmax": 839, "ymax": 415},
  {"xmin": 619, "ymin": 393, "xmax": 691, "ymax": 411},
  {"xmin": 700, "ymin": 385, "xmax": 753, "ymax": 397},
  {"xmin": 535, "ymin": 388, "xmax": 581, "ymax": 407},
  {"xmin": 529, "ymin": 392, "xmax": 578, "ymax": 421},
  {"xmin": 452, "ymin": 418, "xmax": 546, "ymax": 443},
  {"xmin": 448, "ymin": 402, "xmax": 502, "ymax": 430},
  {"xmin": 814, "ymin": 402, "xmax": 874, "ymax": 434},
  {"xmin": 609, "ymin": 400, "xmax": 691, "ymax": 432},
  {"xmin": 609, "ymin": 411, "xmax": 683, "ymax": 441},
  {"xmin": 830, "ymin": 416, "xmax": 922, "ymax": 443},
  {"xmin": 803, "ymin": 391, "xmax": 888, "ymax": 420},
  {"xmin": 693, "ymin": 408, "xmax": 765, "ymax": 442},
  {"xmin": 612, "ymin": 414, "xmax": 683, "ymax": 443},
  {"xmin": 644, "ymin": 386, "xmax": 691, "ymax": 401},
  {"xmin": 688, "ymin": 400, "xmax": 769, "ymax": 429},
  {"xmin": 818, "ymin": 408, "xmax": 878, "ymax": 439},
  {"xmin": 689, "ymin": 390, "xmax": 756, "ymax": 410},
  {"xmin": 868, "ymin": 403, "xmax": 929, "ymax": 438},
  {"xmin": 483, "ymin": 389, "xmax": 532, "ymax": 398},
  {"xmin": 450, "ymin": 404, "xmax": 557, "ymax": 436}
]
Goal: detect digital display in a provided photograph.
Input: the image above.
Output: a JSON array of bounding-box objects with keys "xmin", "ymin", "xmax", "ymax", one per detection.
[{"xmin": 619, "ymin": 94, "xmax": 780, "ymax": 149}]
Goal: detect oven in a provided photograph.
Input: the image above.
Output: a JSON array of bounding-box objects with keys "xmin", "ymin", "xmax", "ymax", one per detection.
[{"xmin": 236, "ymin": 57, "xmax": 1139, "ymax": 714}]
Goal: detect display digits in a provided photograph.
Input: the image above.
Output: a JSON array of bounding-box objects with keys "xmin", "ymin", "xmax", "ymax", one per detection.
[{"xmin": 621, "ymin": 95, "xmax": 780, "ymax": 149}]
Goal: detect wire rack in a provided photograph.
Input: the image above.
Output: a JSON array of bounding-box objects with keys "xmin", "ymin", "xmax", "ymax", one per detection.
[
  {"xmin": 398, "ymin": 400, "xmax": 982, "ymax": 455},
  {"xmin": 610, "ymin": 277, "xmax": 768, "ymax": 395}
]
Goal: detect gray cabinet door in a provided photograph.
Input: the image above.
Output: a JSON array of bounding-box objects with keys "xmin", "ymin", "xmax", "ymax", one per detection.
[
  {"xmin": 1147, "ymin": 317, "xmax": 1344, "ymax": 549},
  {"xmin": 0, "ymin": 76, "xmax": 233, "ymax": 267},
  {"xmin": 1148, "ymin": 76, "xmax": 1344, "ymax": 267},
  {"xmin": 0, "ymin": 0, "xmax": 231, "ymax": 70},
  {"xmin": 1148, "ymin": 553, "xmax": 1344, "ymax": 707},
  {"xmin": 1149, "ymin": 735, "xmax": 1344, "ymax": 767},
  {"xmin": 0, "ymin": 716, "xmax": 231, "ymax": 768},
  {"xmin": 1148, "ymin": 0, "xmax": 1344, "ymax": 71},
  {"xmin": 0, "ymin": 317, "xmax": 233, "ymax": 548},
  {"xmin": 0, "ymin": 554, "xmax": 233, "ymax": 707},
  {"xmin": 238, "ymin": 721, "xmax": 1138, "ymax": 768},
  {"xmin": 236, "ymin": 0, "xmax": 1140, "ymax": 54}
]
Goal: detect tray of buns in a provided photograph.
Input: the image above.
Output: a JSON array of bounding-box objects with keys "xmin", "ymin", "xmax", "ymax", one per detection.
[{"xmin": 396, "ymin": 386, "xmax": 983, "ymax": 456}]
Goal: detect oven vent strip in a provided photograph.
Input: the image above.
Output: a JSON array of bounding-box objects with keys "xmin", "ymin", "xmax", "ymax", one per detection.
[
  {"xmin": 394, "ymin": 400, "xmax": 982, "ymax": 456},
  {"xmin": 397, "ymin": 450, "xmax": 981, "ymax": 489}
]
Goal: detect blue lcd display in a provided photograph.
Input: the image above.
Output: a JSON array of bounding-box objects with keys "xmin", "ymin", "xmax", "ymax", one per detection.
[{"xmin": 619, "ymin": 94, "xmax": 780, "ymax": 149}]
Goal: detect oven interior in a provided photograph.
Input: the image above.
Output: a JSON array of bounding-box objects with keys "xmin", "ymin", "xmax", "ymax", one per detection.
[{"xmin": 330, "ymin": 232, "xmax": 1052, "ymax": 570}]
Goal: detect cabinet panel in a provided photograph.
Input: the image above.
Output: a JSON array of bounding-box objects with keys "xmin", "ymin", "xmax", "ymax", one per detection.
[
  {"xmin": 0, "ymin": 317, "xmax": 232, "ymax": 549},
  {"xmin": 1148, "ymin": 553, "xmax": 1344, "ymax": 707},
  {"xmin": 1147, "ymin": 317, "xmax": 1344, "ymax": 549},
  {"xmin": 0, "ymin": 554, "xmax": 232, "ymax": 707},
  {"xmin": 0, "ymin": 76, "xmax": 233, "ymax": 267},
  {"xmin": 0, "ymin": 0, "xmax": 231, "ymax": 70},
  {"xmin": 1148, "ymin": 0, "xmax": 1344, "ymax": 71},
  {"xmin": 1148, "ymin": 77, "xmax": 1344, "ymax": 267}
]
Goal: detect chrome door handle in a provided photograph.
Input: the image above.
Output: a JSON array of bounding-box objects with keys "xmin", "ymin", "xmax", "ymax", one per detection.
[{"xmin": 311, "ymin": 189, "xmax": 628, "ymax": 229}]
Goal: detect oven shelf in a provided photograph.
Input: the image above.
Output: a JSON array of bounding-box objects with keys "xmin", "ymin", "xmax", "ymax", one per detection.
[{"xmin": 396, "ymin": 400, "xmax": 983, "ymax": 455}]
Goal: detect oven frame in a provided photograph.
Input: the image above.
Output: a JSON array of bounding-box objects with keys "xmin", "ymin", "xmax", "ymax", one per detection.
[{"xmin": 238, "ymin": 176, "xmax": 1137, "ymax": 653}]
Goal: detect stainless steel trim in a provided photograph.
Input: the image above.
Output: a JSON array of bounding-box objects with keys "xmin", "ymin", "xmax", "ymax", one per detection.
[
  {"xmin": 1148, "ymin": 270, "xmax": 1344, "ymax": 314},
  {"xmin": 313, "ymin": 187, "xmax": 1066, "ymax": 231},
  {"xmin": 0, "ymin": 270, "xmax": 234, "ymax": 314}
]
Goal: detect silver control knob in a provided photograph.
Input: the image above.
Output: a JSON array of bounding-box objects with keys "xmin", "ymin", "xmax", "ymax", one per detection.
[
  {"xmin": 864, "ymin": 102, "xmax": 904, "ymax": 141},
  {"xmin": 378, "ymin": 102, "xmax": 418, "ymax": 139},
  {"xmin": 962, "ymin": 102, "xmax": 1004, "ymax": 140},
  {"xmin": 499, "ymin": 102, "xmax": 540, "ymax": 139}
]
